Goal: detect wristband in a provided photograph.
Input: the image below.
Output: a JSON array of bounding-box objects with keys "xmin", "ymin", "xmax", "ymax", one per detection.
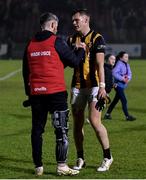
[{"xmin": 99, "ymin": 82, "xmax": 105, "ymax": 88}]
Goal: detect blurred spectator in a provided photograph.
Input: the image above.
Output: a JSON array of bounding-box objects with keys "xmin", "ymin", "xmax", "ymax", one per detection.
[
  {"xmin": 6, "ymin": 36, "xmax": 14, "ymax": 59},
  {"xmin": 104, "ymin": 51, "xmax": 136, "ymax": 121},
  {"xmin": 0, "ymin": 0, "xmax": 146, "ymax": 44},
  {"xmin": 111, "ymin": 7, "xmax": 125, "ymax": 42},
  {"xmin": 0, "ymin": 1, "xmax": 7, "ymax": 25},
  {"xmin": 124, "ymin": 9, "xmax": 139, "ymax": 43},
  {"xmin": 104, "ymin": 54, "xmax": 116, "ymax": 94}
]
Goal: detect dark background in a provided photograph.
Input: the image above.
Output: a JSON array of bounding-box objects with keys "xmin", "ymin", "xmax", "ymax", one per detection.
[{"xmin": 0, "ymin": 0, "xmax": 146, "ymax": 58}]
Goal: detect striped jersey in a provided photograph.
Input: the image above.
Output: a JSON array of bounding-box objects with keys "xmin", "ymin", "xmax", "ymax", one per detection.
[{"xmin": 68, "ymin": 30, "xmax": 106, "ymax": 89}]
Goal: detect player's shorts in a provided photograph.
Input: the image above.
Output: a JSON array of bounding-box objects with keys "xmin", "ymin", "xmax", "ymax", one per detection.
[{"xmin": 71, "ymin": 87, "xmax": 99, "ymax": 110}]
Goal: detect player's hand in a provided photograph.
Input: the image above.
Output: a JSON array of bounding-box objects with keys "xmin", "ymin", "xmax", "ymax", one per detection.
[
  {"xmin": 97, "ymin": 87, "xmax": 106, "ymax": 100},
  {"xmin": 95, "ymin": 97, "xmax": 106, "ymax": 111},
  {"xmin": 75, "ymin": 42, "xmax": 86, "ymax": 50},
  {"xmin": 95, "ymin": 96, "xmax": 111, "ymax": 112}
]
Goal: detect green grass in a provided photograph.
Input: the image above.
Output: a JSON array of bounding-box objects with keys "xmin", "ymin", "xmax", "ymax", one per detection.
[{"xmin": 0, "ymin": 59, "xmax": 146, "ymax": 179}]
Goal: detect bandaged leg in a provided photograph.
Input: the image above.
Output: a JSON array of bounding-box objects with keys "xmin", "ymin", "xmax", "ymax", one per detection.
[{"xmin": 52, "ymin": 109, "xmax": 69, "ymax": 163}]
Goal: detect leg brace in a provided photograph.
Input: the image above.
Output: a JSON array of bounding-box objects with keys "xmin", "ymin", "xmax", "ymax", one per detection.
[{"xmin": 52, "ymin": 109, "xmax": 69, "ymax": 163}]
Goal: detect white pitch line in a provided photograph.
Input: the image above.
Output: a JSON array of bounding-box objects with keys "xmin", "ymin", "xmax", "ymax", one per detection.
[{"xmin": 0, "ymin": 68, "xmax": 21, "ymax": 81}]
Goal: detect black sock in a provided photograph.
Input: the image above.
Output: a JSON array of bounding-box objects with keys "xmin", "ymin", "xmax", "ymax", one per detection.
[
  {"xmin": 103, "ymin": 148, "xmax": 111, "ymax": 159},
  {"xmin": 77, "ymin": 150, "xmax": 84, "ymax": 160}
]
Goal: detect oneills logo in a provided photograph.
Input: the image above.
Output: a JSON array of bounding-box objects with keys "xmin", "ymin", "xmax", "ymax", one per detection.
[{"xmin": 34, "ymin": 87, "xmax": 47, "ymax": 92}]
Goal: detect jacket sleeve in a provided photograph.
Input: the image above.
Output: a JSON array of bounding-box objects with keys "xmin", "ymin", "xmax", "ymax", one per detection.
[
  {"xmin": 112, "ymin": 61, "xmax": 124, "ymax": 82},
  {"xmin": 22, "ymin": 44, "xmax": 30, "ymax": 96},
  {"xmin": 55, "ymin": 37, "xmax": 85, "ymax": 68},
  {"xmin": 127, "ymin": 64, "xmax": 132, "ymax": 81}
]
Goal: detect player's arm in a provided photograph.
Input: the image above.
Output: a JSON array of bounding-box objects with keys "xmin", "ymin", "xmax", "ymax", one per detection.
[
  {"xmin": 94, "ymin": 36, "xmax": 106, "ymax": 99},
  {"xmin": 96, "ymin": 53, "xmax": 106, "ymax": 98}
]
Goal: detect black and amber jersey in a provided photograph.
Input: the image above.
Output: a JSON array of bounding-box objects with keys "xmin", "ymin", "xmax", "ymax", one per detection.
[{"xmin": 68, "ymin": 30, "xmax": 106, "ymax": 89}]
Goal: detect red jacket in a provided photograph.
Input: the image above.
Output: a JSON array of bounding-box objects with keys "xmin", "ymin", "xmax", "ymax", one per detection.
[{"xmin": 27, "ymin": 35, "xmax": 66, "ymax": 95}]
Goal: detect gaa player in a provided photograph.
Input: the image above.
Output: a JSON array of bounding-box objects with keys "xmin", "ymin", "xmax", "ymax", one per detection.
[
  {"xmin": 22, "ymin": 12, "xmax": 86, "ymax": 176},
  {"xmin": 68, "ymin": 9, "xmax": 113, "ymax": 172}
]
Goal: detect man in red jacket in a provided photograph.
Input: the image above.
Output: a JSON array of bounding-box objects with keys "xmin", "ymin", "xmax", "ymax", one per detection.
[{"xmin": 22, "ymin": 12, "xmax": 85, "ymax": 176}]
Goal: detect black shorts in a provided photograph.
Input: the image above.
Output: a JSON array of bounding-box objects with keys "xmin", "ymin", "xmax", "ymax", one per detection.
[{"xmin": 30, "ymin": 91, "xmax": 68, "ymax": 114}]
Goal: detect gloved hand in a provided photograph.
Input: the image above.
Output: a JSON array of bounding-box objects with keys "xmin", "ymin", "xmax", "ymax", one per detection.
[
  {"xmin": 95, "ymin": 97, "xmax": 106, "ymax": 112},
  {"xmin": 22, "ymin": 99, "xmax": 31, "ymax": 107},
  {"xmin": 95, "ymin": 96, "xmax": 111, "ymax": 112}
]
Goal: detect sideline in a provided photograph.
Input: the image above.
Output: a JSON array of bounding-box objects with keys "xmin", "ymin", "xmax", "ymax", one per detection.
[{"xmin": 0, "ymin": 68, "xmax": 21, "ymax": 81}]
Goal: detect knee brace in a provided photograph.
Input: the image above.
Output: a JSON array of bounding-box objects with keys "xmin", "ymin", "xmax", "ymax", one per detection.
[{"xmin": 51, "ymin": 109, "xmax": 69, "ymax": 163}]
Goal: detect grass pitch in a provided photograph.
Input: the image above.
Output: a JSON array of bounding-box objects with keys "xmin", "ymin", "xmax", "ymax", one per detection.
[{"xmin": 0, "ymin": 59, "xmax": 146, "ymax": 179}]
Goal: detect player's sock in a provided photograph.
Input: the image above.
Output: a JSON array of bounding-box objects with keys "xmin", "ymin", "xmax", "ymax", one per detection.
[
  {"xmin": 77, "ymin": 150, "xmax": 84, "ymax": 160},
  {"xmin": 103, "ymin": 148, "xmax": 111, "ymax": 159}
]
